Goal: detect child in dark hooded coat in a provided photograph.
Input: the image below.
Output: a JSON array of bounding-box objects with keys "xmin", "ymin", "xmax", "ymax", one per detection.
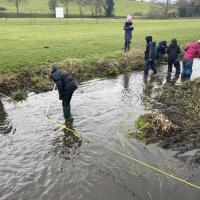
[
  {"xmin": 124, "ymin": 15, "xmax": 134, "ymax": 52},
  {"xmin": 167, "ymin": 39, "xmax": 181, "ymax": 74},
  {"xmin": 156, "ymin": 40, "xmax": 167, "ymax": 59},
  {"xmin": 144, "ymin": 36, "xmax": 157, "ymax": 75}
]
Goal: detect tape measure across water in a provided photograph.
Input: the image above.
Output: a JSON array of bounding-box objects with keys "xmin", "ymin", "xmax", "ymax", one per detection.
[{"xmin": 1, "ymin": 91, "xmax": 200, "ymax": 190}]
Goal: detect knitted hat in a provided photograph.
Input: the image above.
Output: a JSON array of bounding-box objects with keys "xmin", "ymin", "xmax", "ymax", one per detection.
[{"xmin": 127, "ymin": 15, "xmax": 132, "ymax": 21}]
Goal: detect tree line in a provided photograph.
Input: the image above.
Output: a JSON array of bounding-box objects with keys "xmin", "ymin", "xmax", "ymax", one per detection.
[
  {"xmin": 5, "ymin": 0, "xmax": 200, "ymax": 18},
  {"xmin": 6, "ymin": 0, "xmax": 115, "ymax": 17},
  {"xmin": 150, "ymin": 0, "xmax": 200, "ymax": 18},
  {"xmin": 177, "ymin": 0, "xmax": 200, "ymax": 17}
]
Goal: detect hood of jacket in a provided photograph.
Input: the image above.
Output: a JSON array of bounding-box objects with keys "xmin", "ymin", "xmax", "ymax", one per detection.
[{"xmin": 145, "ymin": 36, "xmax": 153, "ymax": 44}]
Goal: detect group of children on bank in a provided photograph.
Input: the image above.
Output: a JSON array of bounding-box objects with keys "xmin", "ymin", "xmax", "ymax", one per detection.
[
  {"xmin": 46, "ymin": 16, "xmax": 200, "ymax": 124},
  {"xmin": 124, "ymin": 15, "xmax": 200, "ymax": 79}
]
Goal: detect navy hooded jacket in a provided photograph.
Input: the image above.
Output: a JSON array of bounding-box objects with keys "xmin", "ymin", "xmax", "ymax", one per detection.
[
  {"xmin": 167, "ymin": 41, "xmax": 181, "ymax": 61},
  {"xmin": 51, "ymin": 66, "xmax": 78, "ymax": 101},
  {"xmin": 124, "ymin": 21, "xmax": 134, "ymax": 40},
  {"xmin": 156, "ymin": 40, "xmax": 167, "ymax": 56},
  {"xmin": 145, "ymin": 36, "xmax": 156, "ymax": 61}
]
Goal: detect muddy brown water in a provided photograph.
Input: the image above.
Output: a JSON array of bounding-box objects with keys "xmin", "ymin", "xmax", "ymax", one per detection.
[{"xmin": 1, "ymin": 60, "xmax": 200, "ymax": 200}]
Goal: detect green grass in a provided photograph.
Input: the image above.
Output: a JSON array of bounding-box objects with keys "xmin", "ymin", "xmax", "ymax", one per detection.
[
  {"xmin": 0, "ymin": 0, "xmax": 151, "ymax": 15},
  {"xmin": 0, "ymin": 18, "xmax": 200, "ymax": 74}
]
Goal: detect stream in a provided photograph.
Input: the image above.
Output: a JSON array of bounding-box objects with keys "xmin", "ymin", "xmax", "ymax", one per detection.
[{"xmin": 1, "ymin": 60, "xmax": 200, "ymax": 200}]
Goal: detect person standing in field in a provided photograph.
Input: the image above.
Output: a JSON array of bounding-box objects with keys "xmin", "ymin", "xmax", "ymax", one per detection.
[
  {"xmin": 144, "ymin": 36, "xmax": 157, "ymax": 76},
  {"xmin": 124, "ymin": 15, "xmax": 134, "ymax": 52},
  {"xmin": 48, "ymin": 64, "xmax": 78, "ymax": 124},
  {"xmin": 167, "ymin": 39, "xmax": 181, "ymax": 74},
  {"xmin": 182, "ymin": 40, "xmax": 200, "ymax": 79}
]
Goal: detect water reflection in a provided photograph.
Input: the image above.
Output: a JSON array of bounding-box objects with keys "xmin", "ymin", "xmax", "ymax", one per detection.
[
  {"xmin": 51, "ymin": 119, "xmax": 82, "ymax": 160},
  {"xmin": 0, "ymin": 99, "xmax": 13, "ymax": 135},
  {"xmin": 166, "ymin": 73, "xmax": 180, "ymax": 85},
  {"xmin": 123, "ymin": 72, "xmax": 130, "ymax": 90},
  {"xmin": 143, "ymin": 75, "xmax": 155, "ymax": 99},
  {"xmin": 0, "ymin": 100, "xmax": 7, "ymax": 123}
]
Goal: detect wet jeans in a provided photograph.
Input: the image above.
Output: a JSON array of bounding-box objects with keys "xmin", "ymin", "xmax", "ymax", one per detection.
[
  {"xmin": 181, "ymin": 59, "xmax": 193, "ymax": 79},
  {"xmin": 144, "ymin": 60, "xmax": 157, "ymax": 76}
]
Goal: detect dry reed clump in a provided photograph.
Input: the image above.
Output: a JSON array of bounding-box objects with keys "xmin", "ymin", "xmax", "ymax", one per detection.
[
  {"xmin": 135, "ymin": 112, "xmax": 181, "ymax": 144},
  {"xmin": 59, "ymin": 59, "xmax": 84, "ymax": 76},
  {"xmin": 96, "ymin": 58, "xmax": 119, "ymax": 70},
  {"xmin": 150, "ymin": 112, "xmax": 179, "ymax": 136},
  {"xmin": 122, "ymin": 49, "xmax": 144, "ymax": 70}
]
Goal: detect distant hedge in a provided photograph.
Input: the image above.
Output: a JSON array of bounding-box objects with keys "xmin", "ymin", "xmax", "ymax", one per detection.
[
  {"xmin": 0, "ymin": 12, "xmax": 107, "ymax": 18},
  {"xmin": 0, "ymin": 7, "xmax": 7, "ymax": 11}
]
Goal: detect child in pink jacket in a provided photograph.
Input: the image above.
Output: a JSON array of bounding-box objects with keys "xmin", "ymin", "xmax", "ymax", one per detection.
[{"xmin": 182, "ymin": 40, "xmax": 200, "ymax": 79}]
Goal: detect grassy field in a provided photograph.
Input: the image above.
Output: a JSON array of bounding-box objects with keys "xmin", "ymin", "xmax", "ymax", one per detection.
[
  {"xmin": 0, "ymin": 18, "xmax": 200, "ymax": 74},
  {"xmin": 0, "ymin": 0, "xmax": 151, "ymax": 15}
]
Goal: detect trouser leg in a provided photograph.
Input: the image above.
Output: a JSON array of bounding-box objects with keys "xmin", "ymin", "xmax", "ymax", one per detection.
[
  {"xmin": 181, "ymin": 60, "xmax": 193, "ymax": 79},
  {"xmin": 144, "ymin": 61, "xmax": 150, "ymax": 76},
  {"xmin": 125, "ymin": 38, "xmax": 131, "ymax": 51},
  {"xmin": 181, "ymin": 60, "xmax": 186, "ymax": 79},
  {"xmin": 168, "ymin": 60, "xmax": 173, "ymax": 73},
  {"xmin": 174, "ymin": 60, "xmax": 181, "ymax": 74},
  {"xmin": 62, "ymin": 101, "xmax": 71, "ymax": 120},
  {"xmin": 62, "ymin": 92, "xmax": 73, "ymax": 121},
  {"xmin": 124, "ymin": 39, "xmax": 128, "ymax": 51},
  {"xmin": 127, "ymin": 39, "xmax": 131, "ymax": 50},
  {"xmin": 151, "ymin": 61, "xmax": 157, "ymax": 74},
  {"xmin": 185, "ymin": 60, "xmax": 193, "ymax": 78}
]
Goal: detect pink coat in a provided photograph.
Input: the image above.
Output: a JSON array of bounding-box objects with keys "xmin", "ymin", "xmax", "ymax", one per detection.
[{"xmin": 184, "ymin": 42, "xmax": 200, "ymax": 60}]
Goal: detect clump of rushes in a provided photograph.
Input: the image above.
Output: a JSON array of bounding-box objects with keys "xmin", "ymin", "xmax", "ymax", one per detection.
[
  {"xmin": 31, "ymin": 75, "xmax": 52, "ymax": 91},
  {"xmin": 135, "ymin": 115, "xmax": 151, "ymax": 140},
  {"xmin": 134, "ymin": 112, "xmax": 179, "ymax": 144}
]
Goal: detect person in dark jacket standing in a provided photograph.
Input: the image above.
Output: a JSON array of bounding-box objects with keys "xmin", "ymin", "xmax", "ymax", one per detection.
[
  {"xmin": 144, "ymin": 36, "xmax": 157, "ymax": 76},
  {"xmin": 156, "ymin": 40, "xmax": 167, "ymax": 59},
  {"xmin": 167, "ymin": 39, "xmax": 181, "ymax": 74},
  {"xmin": 49, "ymin": 64, "xmax": 78, "ymax": 123},
  {"xmin": 124, "ymin": 15, "xmax": 134, "ymax": 52}
]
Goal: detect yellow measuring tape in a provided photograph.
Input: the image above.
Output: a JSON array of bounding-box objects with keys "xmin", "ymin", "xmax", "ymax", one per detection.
[{"xmin": 1, "ymin": 91, "xmax": 200, "ymax": 190}]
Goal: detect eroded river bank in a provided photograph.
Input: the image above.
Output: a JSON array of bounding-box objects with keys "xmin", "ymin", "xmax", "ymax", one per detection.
[{"xmin": 0, "ymin": 60, "xmax": 200, "ymax": 200}]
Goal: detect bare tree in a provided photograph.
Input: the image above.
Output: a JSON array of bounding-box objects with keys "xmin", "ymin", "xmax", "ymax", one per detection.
[
  {"xmin": 177, "ymin": 0, "xmax": 200, "ymax": 17},
  {"xmin": 7, "ymin": 0, "xmax": 27, "ymax": 13},
  {"xmin": 103, "ymin": 0, "xmax": 115, "ymax": 17},
  {"xmin": 151, "ymin": 0, "xmax": 175, "ymax": 18},
  {"xmin": 75, "ymin": 0, "xmax": 87, "ymax": 16},
  {"xmin": 59, "ymin": 0, "xmax": 73, "ymax": 15},
  {"xmin": 48, "ymin": 0, "xmax": 57, "ymax": 13},
  {"xmin": 88, "ymin": 0, "xmax": 104, "ymax": 16}
]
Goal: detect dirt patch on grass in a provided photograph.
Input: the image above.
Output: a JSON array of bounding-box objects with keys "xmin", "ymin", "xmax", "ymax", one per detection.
[{"xmin": 135, "ymin": 78, "xmax": 200, "ymax": 164}]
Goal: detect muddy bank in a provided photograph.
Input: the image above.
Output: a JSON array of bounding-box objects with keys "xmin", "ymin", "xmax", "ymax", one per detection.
[
  {"xmin": 135, "ymin": 77, "xmax": 200, "ymax": 164},
  {"xmin": 0, "ymin": 50, "xmax": 144, "ymax": 100}
]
